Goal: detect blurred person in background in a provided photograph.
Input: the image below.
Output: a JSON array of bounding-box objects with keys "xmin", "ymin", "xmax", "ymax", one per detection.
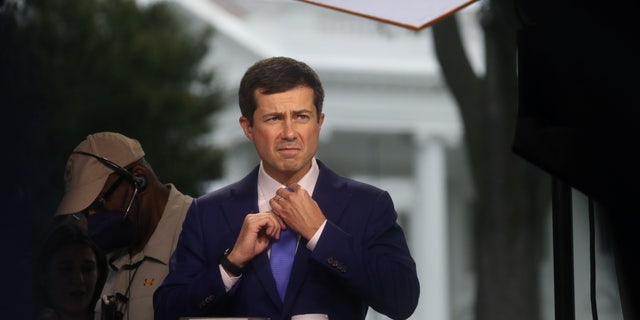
[
  {"xmin": 36, "ymin": 215, "xmax": 108, "ymax": 320},
  {"xmin": 56, "ymin": 132, "xmax": 193, "ymax": 320}
]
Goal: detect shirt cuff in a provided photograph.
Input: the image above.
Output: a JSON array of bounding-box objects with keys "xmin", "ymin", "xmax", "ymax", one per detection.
[
  {"xmin": 219, "ymin": 264, "xmax": 240, "ymax": 292},
  {"xmin": 306, "ymin": 219, "xmax": 327, "ymax": 251}
]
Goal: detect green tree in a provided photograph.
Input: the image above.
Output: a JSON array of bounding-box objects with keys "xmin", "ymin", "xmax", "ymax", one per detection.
[
  {"xmin": 21, "ymin": 0, "xmax": 225, "ymax": 216},
  {"xmin": 3, "ymin": 1, "xmax": 223, "ymax": 316}
]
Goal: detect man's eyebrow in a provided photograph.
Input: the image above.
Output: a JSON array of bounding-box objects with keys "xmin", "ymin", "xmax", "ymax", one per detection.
[
  {"xmin": 261, "ymin": 111, "xmax": 283, "ymax": 117},
  {"xmin": 292, "ymin": 109, "xmax": 313, "ymax": 114},
  {"xmin": 263, "ymin": 109, "xmax": 312, "ymax": 116}
]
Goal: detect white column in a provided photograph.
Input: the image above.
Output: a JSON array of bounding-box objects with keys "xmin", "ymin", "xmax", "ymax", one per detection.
[{"xmin": 410, "ymin": 134, "xmax": 449, "ymax": 320}]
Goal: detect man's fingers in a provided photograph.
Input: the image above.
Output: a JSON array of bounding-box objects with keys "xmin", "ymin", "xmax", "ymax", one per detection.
[{"xmin": 255, "ymin": 212, "xmax": 287, "ymax": 237}]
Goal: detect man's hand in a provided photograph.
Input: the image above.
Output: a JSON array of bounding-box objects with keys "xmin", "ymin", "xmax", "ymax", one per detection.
[
  {"xmin": 227, "ymin": 212, "xmax": 286, "ymax": 268},
  {"xmin": 270, "ymin": 183, "xmax": 326, "ymax": 240}
]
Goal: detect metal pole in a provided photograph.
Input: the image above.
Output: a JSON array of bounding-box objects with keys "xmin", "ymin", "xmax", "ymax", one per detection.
[{"xmin": 552, "ymin": 177, "xmax": 575, "ymax": 320}]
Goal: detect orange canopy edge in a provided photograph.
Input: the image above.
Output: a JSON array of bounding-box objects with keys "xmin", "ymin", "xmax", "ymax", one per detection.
[{"xmin": 298, "ymin": 0, "xmax": 479, "ymax": 30}]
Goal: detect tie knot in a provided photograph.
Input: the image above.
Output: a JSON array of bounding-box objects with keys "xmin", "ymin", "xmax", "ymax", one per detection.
[{"xmin": 279, "ymin": 228, "xmax": 294, "ymax": 238}]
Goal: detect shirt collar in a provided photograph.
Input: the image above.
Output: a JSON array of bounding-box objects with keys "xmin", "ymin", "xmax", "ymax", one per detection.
[{"xmin": 258, "ymin": 158, "xmax": 319, "ymax": 206}]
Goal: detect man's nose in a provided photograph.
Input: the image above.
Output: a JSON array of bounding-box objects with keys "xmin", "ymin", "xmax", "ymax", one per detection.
[{"xmin": 281, "ymin": 118, "xmax": 296, "ymax": 139}]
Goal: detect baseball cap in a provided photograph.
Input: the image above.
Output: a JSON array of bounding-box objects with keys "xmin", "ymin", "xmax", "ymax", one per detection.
[{"xmin": 55, "ymin": 132, "xmax": 145, "ymax": 215}]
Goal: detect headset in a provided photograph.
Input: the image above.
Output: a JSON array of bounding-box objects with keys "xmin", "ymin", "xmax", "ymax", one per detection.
[
  {"xmin": 73, "ymin": 151, "xmax": 147, "ymax": 191},
  {"xmin": 73, "ymin": 151, "xmax": 147, "ymax": 217}
]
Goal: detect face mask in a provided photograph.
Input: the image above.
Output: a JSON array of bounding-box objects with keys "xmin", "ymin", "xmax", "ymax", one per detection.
[{"xmin": 87, "ymin": 210, "xmax": 133, "ymax": 254}]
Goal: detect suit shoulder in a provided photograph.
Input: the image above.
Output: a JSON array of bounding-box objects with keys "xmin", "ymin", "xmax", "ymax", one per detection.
[
  {"xmin": 192, "ymin": 168, "xmax": 257, "ymax": 206},
  {"xmin": 195, "ymin": 181, "xmax": 238, "ymax": 203},
  {"xmin": 320, "ymin": 161, "xmax": 387, "ymax": 196},
  {"xmin": 342, "ymin": 176, "xmax": 387, "ymax": 196}
]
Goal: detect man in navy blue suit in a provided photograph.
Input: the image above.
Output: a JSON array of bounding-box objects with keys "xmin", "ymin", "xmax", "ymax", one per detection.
[{"xmin": 154, "ymin": 56, "xmax": 420, "ymax": 320}]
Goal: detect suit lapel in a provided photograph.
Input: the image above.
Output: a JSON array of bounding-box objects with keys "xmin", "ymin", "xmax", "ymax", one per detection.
[
  {"xmin": 283, "ymin": 162, "xmax": 351, "ymax": 311},
  {"xmin": 282, "ymin": 236, "xmax": 311, "ymax": 313},
  {"xmin": 313, "ymin": 161, "xmax": 351, "ymax": 224},
  {"xmin": 255, "ymin": 250, "xmax": 283, "ymax": 306},
  {"xmin": 223, "ymin": 166, "xmax": 285, "ymax": 306}
]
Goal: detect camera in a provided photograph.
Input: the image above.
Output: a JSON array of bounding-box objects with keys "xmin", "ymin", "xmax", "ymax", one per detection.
[{"xmin": 101, "ymin": 294, "xmax": 125, "ymax": 320}]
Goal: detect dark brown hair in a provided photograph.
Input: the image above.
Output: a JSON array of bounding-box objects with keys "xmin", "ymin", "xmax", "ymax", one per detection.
[{"xmin": 238, "ymin": 56, "xmax": 324, "ymax": 125}]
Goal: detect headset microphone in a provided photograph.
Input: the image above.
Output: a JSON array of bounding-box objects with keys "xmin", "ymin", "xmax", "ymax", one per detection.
[{"xmin": 134, "ymin": 176, "xmax": 147, "ymax": 191}]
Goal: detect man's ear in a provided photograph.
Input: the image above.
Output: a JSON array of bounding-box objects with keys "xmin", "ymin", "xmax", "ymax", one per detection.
[
  {"xmin": 239, "ymin": 116, "xmax": 254, "ymax": 141},
  {"xmin": 130, "ymin": 165, "xmax": 146, "ymax": 179},
  {"xmin": 130, "ymin": 165, "xmax": 149, "ymax": 192}
]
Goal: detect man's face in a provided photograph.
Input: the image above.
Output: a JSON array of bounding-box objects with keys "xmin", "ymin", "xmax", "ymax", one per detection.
[
  {"xmin": 86, "ymin": 173, "xmax": 133, "ymax": 216},
  {"xmin": 240, "ymin": 85, "xmax": 324, "ymax": 185}
]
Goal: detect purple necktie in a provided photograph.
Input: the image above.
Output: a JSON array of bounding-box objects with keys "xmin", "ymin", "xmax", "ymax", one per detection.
[{"xmin": 270, "ymin": 229, "xmax": 296, "ymax": 300}]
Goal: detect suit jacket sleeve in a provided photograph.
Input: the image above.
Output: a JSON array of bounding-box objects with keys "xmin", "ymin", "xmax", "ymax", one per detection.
[{"xmin": 311, "ymin": 182, "xmax": 420, "ymax": 320}]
